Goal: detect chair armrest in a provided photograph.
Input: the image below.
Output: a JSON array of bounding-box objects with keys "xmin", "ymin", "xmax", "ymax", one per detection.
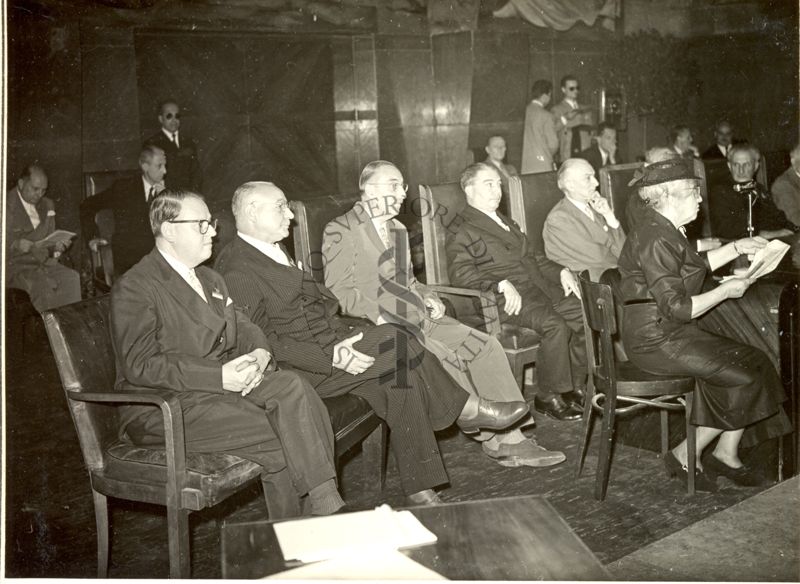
[
  {"xmin": 425, "ymin": 285, "xmax": 502, "ymax": 336},
  {"xmin": 67, "ymin": 388, "xmax": 189, "ymax": 498}
]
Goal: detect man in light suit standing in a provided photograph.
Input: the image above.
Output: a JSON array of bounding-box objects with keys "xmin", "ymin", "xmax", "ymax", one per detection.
[
  {"xmin": 322, "ymin": 161, "xmax": 565, "ymax": 467},
  {"xmin": 521, "ymin": 79, "xmax": 559, "ymax": 174},
  {"xmin": 551, "ymin": 75, "xmax": 593, "ymax": 164},
  {"xmin": 771, "ymin": 143, "xmax": 800, "ymax": 229},
  {"xmin": 110, "ymin": 189, "xmax": 344, "ymax": 517},
  {"xmin": 543, "ymin": 158, "xmax": 626, "ymax": 282}
]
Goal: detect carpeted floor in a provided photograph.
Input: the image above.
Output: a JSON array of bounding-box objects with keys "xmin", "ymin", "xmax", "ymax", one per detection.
[{"xmin": 2, "ymin": 323, "xmax": 784, "ymax": 579}]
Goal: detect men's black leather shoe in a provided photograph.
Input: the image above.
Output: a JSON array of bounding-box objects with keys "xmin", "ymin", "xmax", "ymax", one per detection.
[
  {"xmin": 533, "ymin": 395, "xmax": 582, "ymax": 421},
  {"xmin": 456, "ymin": 399, "xmax": 530, "ymax": 434},
  {"xmin": 563, "ymin": 386, "xmax": 586, "ymax": 409}
]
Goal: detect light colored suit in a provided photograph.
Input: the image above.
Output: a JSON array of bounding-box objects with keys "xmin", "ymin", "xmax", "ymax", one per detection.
[
  {"xmin": 322, "ymin": 202, "xmax": 533, "ymax": 437},
  {"xmin": 6, "ymin": 189, "xmax": 81, "ymax": 312},
  {"xmin": 551, "ymin": 99, "xmax": 592, "ymax": 164},
  {"xmin": 771, "ymin": 167, "xmax": 800, "ymax": 228},
  {"xmin": 521, "ymin": 100, "xmax": 558, "ymax": 173},
  {"xmin": 543, "ymin": 197, "xmax": 626, "ymax": 282}
]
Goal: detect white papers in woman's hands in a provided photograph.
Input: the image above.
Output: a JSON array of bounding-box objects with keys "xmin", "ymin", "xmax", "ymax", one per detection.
[
  {"xmin": 273, "ymin": 504, "xmax": 437, "ymax": 564},
  {"xmin": 721, "ymin": 240, "xmax": 790, "ymax": 282}
]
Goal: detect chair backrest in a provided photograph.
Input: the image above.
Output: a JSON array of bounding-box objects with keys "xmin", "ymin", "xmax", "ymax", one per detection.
[
  {"xmin": 599, "ymin": 162, "xmax": 644, "ymax": 233},
  {"xmin": 577, "ymin": 275, "xmax": 618, "ymax": 388},
  {"xmin": 84, "ymin": 169, "xmax": 139, "ymax": 200},
  {"xmin": 418, "ymin": 181, "xmax": 468, "ymax": 285},
  {"xmin": 507, "ymin": 171, "xmax": 562, "ymax": 249},
  {"xmin": 42, "ymin": 295, "xmax": 119, "ymax": 470},
  {"xmin": 290, "ymin": 192, "xmax": 362, "ymax": 283}
]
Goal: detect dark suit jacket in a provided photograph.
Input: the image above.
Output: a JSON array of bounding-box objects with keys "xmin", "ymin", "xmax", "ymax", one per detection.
[
  {"xmin": 445, "ymin": 205, "xmax": 565, "ymax": 317},
  {"xmin": 701, "ymin": 144, "xmax": 728, "ymax": 160},
  {"xmin": 80, "ymin": 175, "xmax": 154, "ymax": 276},
  {"xmin": 578, "ymin": 143, "xmax": 620, "ymax": 179},
  {"xmin": 144, "ymin": 130, "xmax": 202, "ymax": 192},
  {"xmin": 215, "ymin": 236, "xmax": 358, "ymax": 387},
  {"xmin": 111, "ymin": 247, "xmax": 270, "ymax": 430}
]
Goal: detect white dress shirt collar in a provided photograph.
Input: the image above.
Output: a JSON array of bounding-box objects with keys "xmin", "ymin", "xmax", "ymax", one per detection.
[
  {"xmin": 565, "ymin": 196, "xmax": 596, "ymax": 221},
  {"xmin": 17, "ymin": 188, "xmax": 41, "ymax": 229},
  {"xmin": 474, "ymin": 207, "xmax": 510, "ymax": 231},
  {"xmin": 238, "ymin": 231, "xmax": 294, "ymax": 267},
  {"xmin": 157, "ymin": 247, "xmax": 207, "ymax": 301},
  {"xmin": 565, "ymin": 98, "xmax": 578, "ymax": 109},
  {"xmin": 162, "ymin": 128, "xmax": 179, "ymax": 146}
]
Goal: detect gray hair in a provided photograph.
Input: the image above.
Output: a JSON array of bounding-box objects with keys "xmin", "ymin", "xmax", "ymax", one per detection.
[
  {"xmin": 358, "ymin": 160, "xmax": 398, "ymax": 191},
  {"xmin": 727, "ymin": 143, "xmax": 760, "ymax": 163},
  {"xmin": 638, "ymin": 179, "xmax": 699, "ymax": 210},
  {"xmin": 460, "ymin": 162, "xmax": 497, "ymax": 191},
  {"xmin": 231, "ymin": 181, "xmax": 277, "ymax": 220}
]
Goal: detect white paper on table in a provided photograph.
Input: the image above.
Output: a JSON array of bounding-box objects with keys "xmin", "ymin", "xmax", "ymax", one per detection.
[
  {"xmin": 273, "ymin": 505, "xmax": 438, "ymax": 564},
  {"xmin": 721, "ymin": 239, "xmax": 790, "ymax": 282},
  {"xmin": 263, "ymin": 548, "xmax": 447, "ymax": 580}
]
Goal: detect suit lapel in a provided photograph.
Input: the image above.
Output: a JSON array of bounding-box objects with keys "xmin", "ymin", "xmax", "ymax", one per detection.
[
  {"xmin": 150, "ymin": 249, "xmax": 225, "ymax": 333},
  {"xmin": 562, "ymin": 197, "xmax": 607, "ymax": 237},
  {"xmin": 463, "ymin": 206, "xmax": 519, "ymax": 247}
]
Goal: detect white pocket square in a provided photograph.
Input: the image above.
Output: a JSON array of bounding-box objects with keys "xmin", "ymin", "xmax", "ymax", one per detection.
[
  {"xmin": 47, "ymin": 210, "xmax": 56, "ymax": 217},
  {"xmin": 225, "ymin": 297, "xmax": 233, "ymax": 306}
]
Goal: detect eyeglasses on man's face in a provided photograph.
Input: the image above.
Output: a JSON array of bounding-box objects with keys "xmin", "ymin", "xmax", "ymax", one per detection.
[
  {"xmin": 566, "ymin": 85, "xmax": 579, "ymax": 91},
  {"xmin": 368, "ymin": 182, "xmax": 409, "ymax": 193},
  {"xmin": 164, "ymin": 112, "xmax": 181, "ymax": 120},
  {"xmin": 168, "ymin": 218, "xmax": 218, "ymax": 234}
]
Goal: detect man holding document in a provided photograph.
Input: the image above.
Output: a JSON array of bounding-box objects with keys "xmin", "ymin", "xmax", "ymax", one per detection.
[
  {"xmin": 6, "ymin": 164, "xmax": 81, "ymax": 311},
  {"xmin": 618, "ymin": 157, "xmax": 790, "ymax": 492}
]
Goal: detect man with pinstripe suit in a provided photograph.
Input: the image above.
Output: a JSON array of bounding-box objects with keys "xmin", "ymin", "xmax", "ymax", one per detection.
[{"xmin": 215, "ymin": 181, "xmax": 529, "ymax": 506}]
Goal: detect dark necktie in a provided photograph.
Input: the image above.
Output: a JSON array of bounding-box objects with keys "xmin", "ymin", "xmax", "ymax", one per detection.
[{"xmin": 147, "ymin": 186, "xmax": 155, "ymax": 203}]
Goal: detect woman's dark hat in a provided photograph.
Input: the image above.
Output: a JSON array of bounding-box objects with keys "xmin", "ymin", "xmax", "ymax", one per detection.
[{"xmin": 628, "ymin": 158, "xmax": 702, "ymax": 187}]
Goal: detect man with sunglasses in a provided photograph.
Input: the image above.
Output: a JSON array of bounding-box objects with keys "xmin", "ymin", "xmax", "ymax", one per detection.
[
  {"xmin": 551, "ymin": 75, "xmax": 593, "ymax": 164},
  {"xmin": 322, "ymin": 161, "xmax": 565, "ymax": 468},
  {"xmin": 80, "ymin": 144, "xmax": 167, "ymax": 277},
  {"xmin": 144, "ymin": 100, "xmax": 202, "ymax": 192},
  {"xmin": 702, "ymin": 120, "xmax": 735, "ymax": 161},
  {"xmin": 110, "ymin": 190, "xmax": 345, "ymax": 517}
]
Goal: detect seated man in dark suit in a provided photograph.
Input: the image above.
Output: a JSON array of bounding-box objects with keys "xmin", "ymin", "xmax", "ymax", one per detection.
[
  {"xmin": 6, "ymin": 164, "xmax": 81, "ymax": 311},
  {"xmin": 215, "ymin": 181, "xmax": 528, "ymax": 505},
  {"xmin": 701, "ymin": 120, "xmax": 734, "ymax": 161},
  {"xmin": 578, "ymin": 122, "xmax": 619, "ymax": 179},
  {"xmin": 446, "ymin": 163, "xmax": 588, "ymax": 422},
  {"xmin": 708, "ymin": 143, "xmax": 796, "ymax": 241},
  {"xmin": 144, "ymin": 100, "xmax": 202, "ymax": 192},
  {"xmin": 111, "ymin": 190, "xmax": 344, "ymax": 516},
  {"xmin": 80, "ymin": 145, "xmax": 167, "ymax": 277}
]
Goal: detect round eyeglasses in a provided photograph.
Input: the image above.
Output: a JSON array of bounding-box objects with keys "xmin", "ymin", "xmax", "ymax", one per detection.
[
  {"xmin": 367, "ymin": 182, "xmax": 409, "ymax": 193},
  {"xmin": 168, "ymin": 218, "xmax": 218, "ymax": 234}
]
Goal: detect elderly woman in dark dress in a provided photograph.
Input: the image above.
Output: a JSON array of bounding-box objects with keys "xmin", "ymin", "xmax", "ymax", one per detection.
[{"xmin": 618, "ymin": 158, "xmax": 788, "ymax": 492}]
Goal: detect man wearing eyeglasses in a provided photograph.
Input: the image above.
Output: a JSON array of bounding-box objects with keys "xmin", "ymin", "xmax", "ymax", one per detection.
[
  {"xmin": 80, "ymin": 144, "xmax": 167, "ymax": 277},
  {"xmin": 551, "ymin": 75, "xmax": 593, "ymax": 165},
  {"xmin": 144, "ymin": 100, "xmax": 202, "ymax": 192},
  {"xmin": 322, "ymin": 161, "xmax": 565, "ymax": 468},
  {"xmin": 110, "ymin": 190, "xmax": 345, "ymax": 517},
  {"xmin": 702, "ymin": 121, "xmax": 735, "ymax": 161}
]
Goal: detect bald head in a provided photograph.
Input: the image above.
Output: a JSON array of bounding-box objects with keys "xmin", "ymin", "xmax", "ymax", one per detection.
[
  {"xmin": 558, "ymin": 158, "xmax": 599, "ymax": 203},
  {"xmin": 232, "ymin": 181, "xmax": 294, "ymax": 243},
  {"xmin": 17, "ymin": 164, "xmax": 49, "ymax": 205}
]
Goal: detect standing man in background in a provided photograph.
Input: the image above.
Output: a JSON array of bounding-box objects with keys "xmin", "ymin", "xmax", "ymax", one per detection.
[
  {"xmin": 145, "ymin": 100, "xmax": 202, "ymax": 192},
  {"xmin": 702, "ymin": 120, "xmax": 734, "ymax": 160},
  {"xmin": 483, "ymin": 135, "xmax": 518, "ymax": 193},
  {"xmin": 521, "ymin": 79, "xmax": 559, "ymax": 174},
  {"xmin": 551, "ymin": 75, "xmax": 593, "ymax": 164}
]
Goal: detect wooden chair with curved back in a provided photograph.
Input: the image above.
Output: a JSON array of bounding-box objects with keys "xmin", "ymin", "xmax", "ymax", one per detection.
[
  {"xmin": 575, "ymin": 269, "xmax": 698, "ymax": 500},
  {"xmin": 43, "ymin": 294, "xmax": 387, "ymax": 578},
  {"xmin": 506, "ymin": 171, "xmax": 562, "ymax": 242},
  {"xmin": 418, "ymin": 181, "xmax": 540, "ymax": 387}
]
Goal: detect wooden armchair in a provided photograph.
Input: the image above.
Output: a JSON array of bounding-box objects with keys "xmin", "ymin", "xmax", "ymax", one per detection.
[
  {"xmin": 418, "ymin": 181, "xmax": 540, "ymax": 387},
  {"xmin": 289, "ymin": 192, "xmax": 362, "ymax": 284},
  {"xmin": 43, "ymin": 295, "xmax": 386, "ymax": 578},
  {"xmin": 506, "ymin": 171, "xmax": 563, "ymax": 241},
  {"xmin": 83, "ymin": 170, "xmax": 138, "ymax": 291}
]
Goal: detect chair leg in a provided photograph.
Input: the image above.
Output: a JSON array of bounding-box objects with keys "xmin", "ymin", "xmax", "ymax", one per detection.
[
  {"xmin": 685, "ymin": 392, "xmax": 696, "ymax": 496},
  {"xmin": 167, "ymin": 506, "xmax": 191, "ymax": 579},
  {"xmin": 92, "ymin": 490, "xmax": 109, "ymax": 579},
  {"xmin": 660, "ymin": 410, "xmax": 669, "ymax": 456},
  {"xmin": 575, "ymin": 381, "xmax": 596, "ymax": 479},
  {"xmin": 361, "ymin": 422, "xmax": 387, "ymax": 504},
  {"xmin": 594, "ymin": 390, "xmax": 617, "ymax": 501}
]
